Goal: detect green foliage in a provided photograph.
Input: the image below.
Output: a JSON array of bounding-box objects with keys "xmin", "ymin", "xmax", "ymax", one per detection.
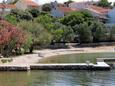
[
  {"xmin": 80, "ymin": 10, "xmax": 93, "ymax": 21},
  {"xmin": 110, "ymin": 26, "xmax": 115, "ymax": 41},
  {"xmin": 50, "ymin": 23, "xmax": 74, "ymax": 42},
  {"xmin": 1, "ymin": 59, "xmax": 7, "ymax": 63},
  {"xmin": 11, "ymin": 9, "xmax": 33, "ymax": 21},
  {"xmin": 17, "ymin": 21, "xmax": 52, "ymax": 48},
  {"xmin": 76, "ymin": 23, "xmax": 93, "ymax": 43},
  {"xmin": 90, "ymin": 21, "xmax": 110, "ymax": 42},
  {"xmin": 64, "ymin": 0, "xmax": 74, "ymax": 7},
  {"xmin": 28, "ymin": 8, "xmax": 40, "ymax": 18},
  {"xmin": 60, "ymin": 13, "xmax": 84, "ymax": 27},
  {"xmin": 35, "ymin": 14, "xmax": 55, "ymax": 28},
  {"xmin": 22, "ymin": 33, "xmax": 33, "ymax": 52},
  {"xmin": 98, "ymin": 0, "xmax": 111, "ymax": 7},
  {"xmin": 37, "ymin": 31, "xmax": 52, "ymax": 47},
  {"xmin": 60, "ymin": 11, "xmax": 93, "ymax": 27},
  {"xmin": 42, "ymin": 3, "xmax": 52, "ymax": 12},
  {"xmin": 1, "ymin": 59, "xmax": 13, "ymax": 63},
  {"xmin": 5, "ymin": 14, "xmax": 17, "ymax": 25}
]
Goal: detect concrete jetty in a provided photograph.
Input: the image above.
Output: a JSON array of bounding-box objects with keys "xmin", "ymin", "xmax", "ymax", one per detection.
[
  {"xmin": 97, "ymin": 58, "xmax": 115, "ymax": 62},
  {"xmin": 0, "ymin": 57, "xmax": 113, "ymax": 71},
  {"xmin": 30, "ymin": 62, "xmax": 110, "ymax": 70},
  {"xmin": 0, "ymin": 62, "xmax": 110, "ymax": 71},
  {"xmin": 0, "ymin": 65, "xmax": 30, "ymax": 71}
]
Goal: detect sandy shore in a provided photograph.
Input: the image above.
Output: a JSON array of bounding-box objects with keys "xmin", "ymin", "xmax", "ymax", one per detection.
[{"xmin": 0, "ymin": 46, "xmax": 115, "ymax": 65}]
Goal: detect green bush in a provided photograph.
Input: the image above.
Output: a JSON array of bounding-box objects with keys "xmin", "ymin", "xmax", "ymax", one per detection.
[
  {"xmin": 11, "ymin": 9, "xmax": 33, "ymax": 21},
  {"xmin": 42, "ymin": 3, "xmax": 51, "ymax": 12},
  {"xmin": 5, "ymin": 14, "xmax": 17, "ymax": 24},
  {"xmin": 17, "ymin": 21, "xmax": 53, "ymax": 50},
  {"xmin": 28, "ymin": 8, "xmax": 40, "ymax": 18},
  {"xmin": 1, "ymin": 59, "xmax": 7, "ymax": 63}
]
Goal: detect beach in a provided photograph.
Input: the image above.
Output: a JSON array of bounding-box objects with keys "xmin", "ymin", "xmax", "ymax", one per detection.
[{"xmin": 0, "ymin": 46, "xmax": 113, "ymax": 65}]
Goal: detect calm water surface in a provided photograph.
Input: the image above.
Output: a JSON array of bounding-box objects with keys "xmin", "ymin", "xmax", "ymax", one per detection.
[
  {"xmin": 0, "ymin": 70, "xmax": 115, "ymax": 86},
  {"xmin": 0, "ymin": 53, "xmax": 115, "ymax": 86},
  {"xmin": 39, "ymin": 53, "xmax": 115, "ymax": 63}
]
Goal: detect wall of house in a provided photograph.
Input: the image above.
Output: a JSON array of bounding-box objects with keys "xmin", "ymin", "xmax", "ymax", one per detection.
[
  {"xmin": 15, "ymin": 0, "xmax": 28, "ymax": 10},
  {"xmin": 51, "ymin": 1, "xmax": 64, "ymax": 18},
  {"xmin": 107, "ymin": 8, "xmax": 115, "ymax": 24},
  {"xmin": 69, "ymin": 3, "xmax": 89, "ymax": 9},
  {"xmin": 51, "ymin": 9, "xmax": 64, "ymax": 18}
]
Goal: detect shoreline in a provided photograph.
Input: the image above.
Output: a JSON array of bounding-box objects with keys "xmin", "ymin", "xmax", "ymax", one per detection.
[{"xmin": 0, "ymin": 46, "xmax": 115, "ymax": 65}]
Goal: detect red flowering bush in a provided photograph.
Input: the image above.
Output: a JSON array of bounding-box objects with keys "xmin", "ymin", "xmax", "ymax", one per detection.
[{"xmin": 0, "ymin": 20, "xmax": 26, "ymax": 56}]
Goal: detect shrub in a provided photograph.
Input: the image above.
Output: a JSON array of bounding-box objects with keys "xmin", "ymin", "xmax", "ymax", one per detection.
[
  {"xmin": 5, "ymin": 14, "xmax": 17, "ymax": 24},
  {"xmin": 42, "ymin": 3, "xmax": 52, "ymax": 12},
  {"xmin": 17, "ymin": 21, "xmax": 52, "ymax": 50},
  {"xmin": 0, "ymin": 20, "xmax": 27, "ymax": 56},
  {"xmin": 28, "ymin": 8, "xmax": 40, "ymax": 18},
  {"xmin": 11, "ymin": 9, "xmax": 33, "ymax": 21}
]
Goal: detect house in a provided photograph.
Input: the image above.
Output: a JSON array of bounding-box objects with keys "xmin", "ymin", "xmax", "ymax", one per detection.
[
  {"xmin": 69, "ymin": 2, "xmax": 90, "ymax": 10},
  {"xmin": 69, "ymin": 2, "xmax": 111, "ymax": 22},
  {"xmin": 107, "ymin": 8, "xmax": 115, "ymax": 24},
  {"xmin": 86, "ymin": 5, "xmax": 111, "ymax": 22},
  {"xmin": 0, "ymin": 4, "xmax": 16, "ymax": 14},
  {"xmin": 15, "ymin": 0, "xmax": 39, "ymax": 10},
  {"xmin": 51, "ymin": 1, "xmax": 78, "ymax": 18}
]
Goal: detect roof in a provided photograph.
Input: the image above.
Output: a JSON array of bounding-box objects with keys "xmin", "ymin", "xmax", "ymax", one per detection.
[
  {"xmin": 23, "ymin": 0, "xmax": 39, "ymax": 7},
  {"xmin": 58, "ymin": 7, "xmax": 79, "ymax": 13},
  {"xmin": 69, "ymin": 2, "xmax": 111, "ymax": 14},
  {"xmin": 0, "ymin": 4, "xmax": 16, "ymax": 9},
  {"xmin": 88, "ymin": 5, "xmax": 111, "ymax": 15}
]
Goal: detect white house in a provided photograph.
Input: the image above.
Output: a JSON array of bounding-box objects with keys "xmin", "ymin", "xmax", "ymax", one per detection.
[
  {"xmin": 69, "ymin": 2, "xmax": 111, "ymax": 21},
  {"xmin": 15, "ymin": 0, "xmax": 39, "ymax": 10},
  {"xmin": 0, "ymin": 4, "xmax": 15, "ymax": 14}
]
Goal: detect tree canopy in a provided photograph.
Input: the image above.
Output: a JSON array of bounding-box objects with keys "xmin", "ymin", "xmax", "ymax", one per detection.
[{"xmin": 98, "ymin": 0, "xmax": 111, "ymax": 7}]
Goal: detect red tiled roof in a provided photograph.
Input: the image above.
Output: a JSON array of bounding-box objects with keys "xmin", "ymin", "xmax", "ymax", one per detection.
[
  {"xmin": 58, "ymin": 7, "xmax": 79, "ymax": 13},
  {"xmin": 89, "ymin": 5, "xmax": 111, "ymax": 14},
  {"xmin": 0, "ymin": 4, "xmax": 16, "ymax": 9},
  {"xmin": 23, "ymin": 0, "xmax": 39, "ymax": 7}
]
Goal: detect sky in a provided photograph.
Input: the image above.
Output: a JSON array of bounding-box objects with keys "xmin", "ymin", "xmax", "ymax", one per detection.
[
  {"xmin": 36, "ymin": 0, "xmax": 115, "ymax": 4},
  {"xmin": 0, "ymin": 0, "xmax": 115, "ymax": 5}
]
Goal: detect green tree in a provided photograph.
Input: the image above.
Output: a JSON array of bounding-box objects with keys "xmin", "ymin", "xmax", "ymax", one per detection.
[
  {"xmin": 11, "ymin": 9, "xmax": 33, "ymax": 21},
  {"xmin": 98, "ymin": 0, "xmax": 111, "ymax": 7},
  {"xmin": 50, "ymin": 23, "xmax": 74, "ymax": 43},
  {"xmin": 35, "ymin": 14, "xmax": 55, "ymax": 28},
  {"xmin": 60, "ymin": 13, "xmax": 84, "ymax": 27},
  {"xmin": 42, "ymin": 3, "xmax": 52, "ymax": 12},
  {"xmin": 76, "ymin": 23, "xmax": 93, "ymax": 43},
  {"xmin": 90, "ymin": 21, "xmax": 110, "ymax": 42},
  {"xmin": 80, "ymin": 10, "xmax": 93, "ymax": 21},
  {"xmin": 28, "ymin": 8, "xmax": 40, "ymax": 18},
  {"xmin": 17, "ymin": 21, "xmax": 52, "ymax": 51},
  {"xmin": 110, "ymin": 25, "xmax": 115, "ymax": 41},
  {"xmin": 64, "ymin": 0, "xmax": 74, "ymax": 7}
]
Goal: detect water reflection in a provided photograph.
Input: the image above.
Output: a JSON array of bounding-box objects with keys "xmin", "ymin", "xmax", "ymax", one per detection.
[
  {"xmin": 0, "ymin": 72, "xmax": 29, "ymax": 86},
  {"xmin": 0, "ymin": 70, "xmax": 114, "ymax": 86}
]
